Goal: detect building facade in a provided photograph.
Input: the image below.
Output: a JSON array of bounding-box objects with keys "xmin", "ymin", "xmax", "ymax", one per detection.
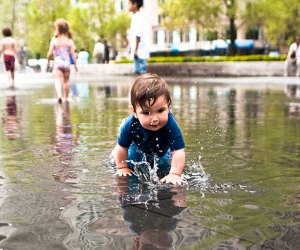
[{"xmin": 115, "ymin": 0, "xmax": 265, "ymax": 56}]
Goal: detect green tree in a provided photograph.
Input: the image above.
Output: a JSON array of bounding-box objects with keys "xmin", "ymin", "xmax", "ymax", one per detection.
[
  {"xmin": 68, "ymin": 0, "xmax": 130, "ymax": 55},
  {"xmin": 244, "ymin": 0, "xmax": 300, "ymax": 47},
  {"xmin": 104, "ymin": 12, "xmax": 130, "ymax": 49},
  {"xmin": 25, "ymin": 0, "xmax": 71, "ymax": 58},
  {"xmin": 0, "ymin": 0, "xmax": 23, "ymax": 38},
  {"xmin": 223, "ymin": 0, "xmax": 237, "ymax": 55},
  {"xmin": 3, "ymin": 0, "xmax": 131, "ymax": 60},
  {"xmin": 160, "ymin": 0, "xmax": 220, "ymax": 31},
  {"xmin": 75, "ymin": 0, "xmax": 115, "ymax": 47},
  {"xmin": 160, "ymin": 0, "xmax": 241, "ymax": 55},
  {"xmin": 68, "ymin": 6, "xmax": 94, "ymax": 54}
]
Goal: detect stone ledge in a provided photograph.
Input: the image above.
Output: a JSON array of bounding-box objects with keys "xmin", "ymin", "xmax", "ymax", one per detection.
[
  {"xmin": 147, "ymin": 61, "xmax": 285, "ymax": 77},
  {"xmin": 74, "ymin": 61, "xmax": 286, "ymax": 77},
  {"xmin": 6, "ymin": 61, "xmax": 286, "ymax": 78}
]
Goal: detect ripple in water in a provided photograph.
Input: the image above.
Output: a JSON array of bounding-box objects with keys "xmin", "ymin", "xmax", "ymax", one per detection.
[{"xmin": 121, "ymin": 156, "xmax": 253, "ymax": 206}]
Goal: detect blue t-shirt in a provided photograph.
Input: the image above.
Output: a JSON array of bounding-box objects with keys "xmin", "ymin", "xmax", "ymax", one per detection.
[{"xmin": 118, "ymin": 112, "xmax": 185, "ymax": 157}]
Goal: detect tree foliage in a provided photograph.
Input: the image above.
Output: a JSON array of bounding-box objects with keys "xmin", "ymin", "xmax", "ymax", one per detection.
[
  {"xmin": 25, "ymin": 0, "xmax": 71, "ymax": 57},
  {"xmin": 68, "ymin": 6, "xmax": 94, "ymax": 54},
  {"xmin": 23, "ymin": 0, "xmax": 129, "ymax": 58},
  {"xmin": 2, "ymin": 0, "xmax": 300, "ymax": 58},
  {"xmin": 244, "ymin": 0, "xmax": 300, "ymax": 46},
  {"xmin": 160, "ymin": 0, "xmax": 221, "ymax": 31},
  {"xmin": 0, "ymin": 0, "xmax": 23, "ymax": 38},
  {"xmin": 160, "ymin": 0, "xmax": 239, "ymax": 54}
]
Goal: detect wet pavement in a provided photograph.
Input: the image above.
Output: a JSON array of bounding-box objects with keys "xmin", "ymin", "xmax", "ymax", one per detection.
[
  {"xmin": 0, "ymin": 72, "xmax": 300, "ymax": 249},
  {"xmin": 2, "ymin": 71, "xmax": 300, "ymax": 88}
]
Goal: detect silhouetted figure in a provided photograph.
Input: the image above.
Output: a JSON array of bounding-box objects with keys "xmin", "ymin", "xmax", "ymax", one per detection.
[
  {"xmin": 92, "ymin": 39, "xmax": 104, "ymax": 64},
  {"xmin": 19, "ymin": 46, "xmax": 27, "ymax": 72},
  {"xmin": 77, "ymin": 48, "xmax": 89, "ymax": 65},
  {"xmin": 284, "ymin": 36, "xmax": 300, "ymax": 76},
  {"xmin": 103, "ymin": 40, "xmax": 111, "ymax": 64}
]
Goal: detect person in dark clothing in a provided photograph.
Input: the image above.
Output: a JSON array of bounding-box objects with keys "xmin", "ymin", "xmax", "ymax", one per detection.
[{"xmin": 103, "ymin": 40, "xmax": 111, "ymax": 64}]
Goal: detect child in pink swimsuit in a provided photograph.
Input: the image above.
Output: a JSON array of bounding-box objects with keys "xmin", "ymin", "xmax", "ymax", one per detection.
[{"xmin": 47, "ymin": 19, "xmax": 78, "ymax": 102}]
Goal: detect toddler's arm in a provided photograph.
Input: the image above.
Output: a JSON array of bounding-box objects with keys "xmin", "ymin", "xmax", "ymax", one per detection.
[
  {"xmin": 115, "ymin": 144, "xmax": 133, "ymax": 176},
  {"xmin": 161, "ymin": 148, "xmax": 185, "ymax": 185}
]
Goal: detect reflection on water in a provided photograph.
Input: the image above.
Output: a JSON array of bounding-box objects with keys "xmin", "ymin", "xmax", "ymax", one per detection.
[
  {"xmin": 285, "ymin": 84, "xmax": 300, "ymax": 115},
  {"xmin": 0, "ymin": 78, "xmax": 300, "ymax": 249},
  {"xmin": 61, "ymin": 175, "xmax": 187, "ymax": 250},
  {"xmin": 55, "ymin": 102, "xmax": 73, "ymax": 156},
  {"xmin": 54, "ymin": 102, "xmax": 78, "ymax": 157},
  {"xmin": 4, "ymin": 95, "xmax": 20, "ymax": 140},
  {"xmin": 117, "ymin": 176, "xmax": 186, "ymax": 250},
  {"xmin": 53, "ymin": 101, "xmax": 80, "ymax": 183}
]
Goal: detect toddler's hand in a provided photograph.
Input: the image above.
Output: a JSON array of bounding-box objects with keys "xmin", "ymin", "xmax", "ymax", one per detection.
[
  {"xmin": 116, "ymin": 167, "xmax": 133, "ymax": 176},
  {"xmin": 161, "ymin": 173, "xmax": 182, "ymax": 185}
]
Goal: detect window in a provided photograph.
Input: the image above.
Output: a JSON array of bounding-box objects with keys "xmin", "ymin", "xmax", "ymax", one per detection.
[
  {"xmin": 172, "ymin": 30, "xmax": 181, "ymax": 44},
  {"xmin": 185, "ymin": 31, "xmax": 189, "ymax": 42},
  {"xmin": 157, "ymin": 30, "xmax": 166, "ymax": 45},
  {"xmin": 154, "ymin": 31, "xmax": 158, "ymax": 44},
  {"xmin": 158, "ymin": 14, "xmax": 165, "ymax": 25},
  {"xmin": 189, "ymin": 28, "xmax": 197, "ymax": 43},
  {"xmin": 120, "ymin": 0, "xmax": 126, "ymax": 11},
  {"xmin": 246, "ymin": 28, "xmax": 259, "ymax": 40}
]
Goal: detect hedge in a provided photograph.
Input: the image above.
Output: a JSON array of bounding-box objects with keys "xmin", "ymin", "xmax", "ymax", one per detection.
[{"xmin": 116, "ymin": 55, "xmax": 286, "ymax": 64}]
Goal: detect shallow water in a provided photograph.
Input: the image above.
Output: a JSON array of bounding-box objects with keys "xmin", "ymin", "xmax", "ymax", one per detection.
[{"xmin": 0, "ymin": 76, "xmax": 300, "ymax": 250}]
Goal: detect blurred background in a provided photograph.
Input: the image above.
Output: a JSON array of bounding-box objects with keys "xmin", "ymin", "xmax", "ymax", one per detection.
[{"xmin": 0, "ymin": 0, "xmax": 298, "ymax": 62}]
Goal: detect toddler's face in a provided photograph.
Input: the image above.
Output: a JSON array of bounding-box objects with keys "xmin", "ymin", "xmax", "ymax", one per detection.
[{"xmin": 133, "ymin": 95, "xmax": 169, "ymax": 131}]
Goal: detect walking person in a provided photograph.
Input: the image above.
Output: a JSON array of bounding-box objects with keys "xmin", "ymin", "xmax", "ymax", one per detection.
[
  {"xmin": 92, "ymin": 39, "xmax": 104, "ymax": 63},
  {"xmin": 284, "ymin": 36, "xmax": 300, "ymax": 76},
  {"xmin": 103, "ymin": 40, "xmax": 111, "ymax": 64},
  {"xmin": 19, "ymin": 46, "xmax": 27, "ymax": 72},
  {"xmin": 0, "ymin": 28, "xmax": 19, "ymax": 89},
  {"xmin": 128, "ymin": 0, "xmax": 150, "ymax": 74},
  {"xmin": 77, "ymin": 48, "xmax": 89, "ymax": 65},
  {"xmin": 47, "ymin": 18, "xmax": 78, "ymax": 103}
]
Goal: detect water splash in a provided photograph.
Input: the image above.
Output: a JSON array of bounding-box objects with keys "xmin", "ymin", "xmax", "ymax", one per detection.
[
  {"xmin": 124, "ymin": 154, "xmax": 160, "ymax": 185},
  {"xmin": 119, "ymin": 157, "xmax": 252, "ymax": 206},
  {"xmin": 183, "ymin": 162, "xmax": 209, "ymax": 186}
]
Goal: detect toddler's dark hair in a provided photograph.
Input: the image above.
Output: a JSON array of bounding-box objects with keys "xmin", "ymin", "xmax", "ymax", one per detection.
[{"xmin": 131, "ymin": 73, "xmax": 171, "ymax": 112}]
